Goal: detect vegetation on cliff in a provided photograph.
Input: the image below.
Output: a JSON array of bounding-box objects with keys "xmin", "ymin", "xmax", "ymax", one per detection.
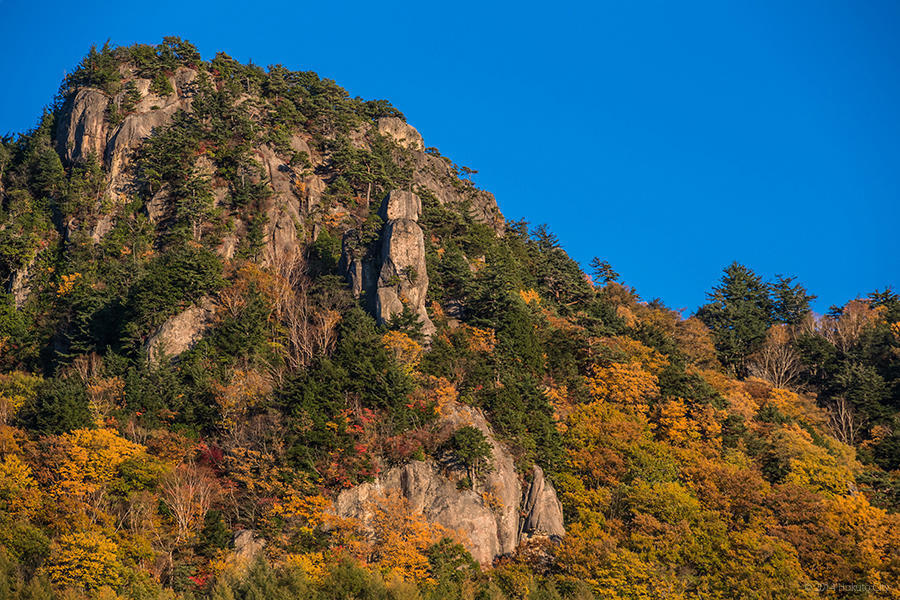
[{"xmin": 0, "ymin": 39, "xmax": 898, "ymax": 599}]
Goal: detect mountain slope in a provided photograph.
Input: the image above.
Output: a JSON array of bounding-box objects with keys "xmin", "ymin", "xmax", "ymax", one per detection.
[{"xmin": 0, "ymin": 38, "xmax": 898, "ymax": 600}]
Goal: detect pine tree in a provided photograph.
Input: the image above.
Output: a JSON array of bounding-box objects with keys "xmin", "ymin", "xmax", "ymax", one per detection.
[
  {"xmin": 696, "ymin": 262, "xmax": 774, "ymax": 374},
  {"xmin": 771, "ymin": 275, "xmax": 815, "ymax": 325}
]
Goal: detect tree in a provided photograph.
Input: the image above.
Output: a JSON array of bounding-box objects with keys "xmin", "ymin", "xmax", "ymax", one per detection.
[
  {"xmin": 697, "ymin": 262, "xmax": 774, "ymax": 374},
  {"xmin": 589, "ymin": 257, "xmax": 619, "ymax": 285},
  {"xmin": 771, "ymin": 275, "xmax": 815, "ymax": 325},
  {"xmin": 446, "ymin": 426, "xmax": 492, "ymax": 481},
  {"xmin": 160, "ymin": 462, "xmax": 220, "ymax": 545},
  {"xmin": 47, "ymin": 530, "xmax": 120, "ymax": 591},
  {"xmin": 746, "ymin": 325, "xmax": 803, "ymax": 389}
]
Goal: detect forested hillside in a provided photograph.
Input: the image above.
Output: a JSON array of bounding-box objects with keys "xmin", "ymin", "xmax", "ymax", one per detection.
[{"xmin": 0, "ymin": 39, "xmax": 898, "ymax": 599}]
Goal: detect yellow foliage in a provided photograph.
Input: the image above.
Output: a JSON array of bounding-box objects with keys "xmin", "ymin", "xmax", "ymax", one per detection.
[
  {"xmin": 615, "ymin": 305, "xmax": 637, "ymax": 328},
  {"xmin": 331, "ymin": 492, "xmax": 455, "ymax": 583},
  {"xmin": 382, "ymin": 331, "xmax": 424, "ymax": 373},
  {"xmin": 768, "ymin": 424, "xmax": 857, "ymax": 495},
  {"xmin": 585, "ymin": 362, "xmax": 658, "ymax": 413},
  {"xmin": 767, "ymin": 387, "xmax": 827, "ymax": 426},
  {"xmin": 0, "ymin": 371, "xmax": 42, "ymax": 426},
  {"xmin": 0, "ymin": 453, "xmax": 40, "ymax": 517},
  {"xmin": 420, "ymin": 375, "xmax": 458, "ymax": 416},
  {"xmin": 211, "ymin": 369, "xmax": 272, "ymax": 432},
  {"xmin": 595, "ymin": 337, "xmax": 668, "ymax": 375},
  {"xmin": 462, "ymin": 325, "xmax": 496, "ymax": 353},
  {"xmin": 891, "ymin": 321, "xmax": 900, "ymax": 341},
  {"xmin": 823, "ymin": 493, "xmax": 900, "ymax": 588},
  {"xmin": 56, "ymin": 272, "xmax": 82, "ymax": 297},
  {"xmin": 518, "ymin": 289, "xmax": 540, "ymax": 305},
  {"xmin": 367, "ymin": 492, "xmax": 452, "ymax": 582},
  {"xmin": 52, "ymin": 428, "xmax": 144, "ymax": 500},
  {"xmin": 86, "ymin": 376, "xmax": 125, "ymax": 426},
  {"xmin": 270, "ymin": 493, "xmax": 331, "ymax": 533},
  {"xmin": 48, "ymin": 529, "xmax": 121, "ymax": 590},
  {"xmin": 673, "ymin": 317, "xmax": 718, "ymax": 368},
  {"xmin": 651, "ymin": 398, "xmax": 700, "ymax": 445},
  {"xmin": 556, "ymin": 522, "xmax": 669, "ymax": 599},
  {"xmin": 219, "ymin": 262, "xmax": 279, "ymax": 320},
  {"xmin": 284, "ymin": 551, "xmax": 327, "ymax": 583},
  {"xmin": 544, "ymin": 384, "xmax": 570, "ymax": 429}
]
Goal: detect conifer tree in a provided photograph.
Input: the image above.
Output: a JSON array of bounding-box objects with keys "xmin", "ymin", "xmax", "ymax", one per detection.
[{"xmin": 697, "ymin": 262, "xmax": 774, "ymax": 373}]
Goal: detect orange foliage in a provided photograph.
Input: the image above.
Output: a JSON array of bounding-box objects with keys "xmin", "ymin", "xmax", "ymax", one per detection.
[
  {"xmin": 594, "ymin": 337, "xmax": 668, "ymax": 374},
  {"xmin": 585, "ymin": 362, "xmax": 658, "ymax": 413},
  {"xmin": 462, "ymin": 324, "xmax": 496, "ymax": 353},
  {"xmin": 518, "ymin": 289, "xmax": 541, "ymax": 305}
]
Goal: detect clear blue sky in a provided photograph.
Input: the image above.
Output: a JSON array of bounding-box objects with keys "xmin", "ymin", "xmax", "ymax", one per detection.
[{"xmin": 1, "ymin": 0, "xmax": 897, "ymax": 314}]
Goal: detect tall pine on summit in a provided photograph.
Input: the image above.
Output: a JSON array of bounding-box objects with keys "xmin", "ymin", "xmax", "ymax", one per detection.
[{"xmin": 697, "ymin": 262, "xmax": 774, "ymax": 373}]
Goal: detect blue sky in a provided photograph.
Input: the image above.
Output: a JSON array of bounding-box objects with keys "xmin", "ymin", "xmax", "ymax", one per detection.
[{"xmin": 1, "ymin": 0, "xmax": 897, "ymax": 313}]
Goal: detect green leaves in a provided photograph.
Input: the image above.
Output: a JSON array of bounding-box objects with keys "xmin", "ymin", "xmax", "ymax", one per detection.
[{"xmin": 697, "ymin": 262, "xmax": 775, "ymax": 373}]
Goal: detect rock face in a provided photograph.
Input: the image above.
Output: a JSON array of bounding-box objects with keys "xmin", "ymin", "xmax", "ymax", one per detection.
[
  {"xmin": 520, "ymin": 465, "xmax": 566, "ymax": 539},
  {"xmin": 410, "ymin": 151, "xmax": 505, "ymax": 234},
  {"xmin": 104, "ymin": 71, "xmax": 196, "ymax": 204},
  {"xmin": 369, "ymin": 190, "xmax": 435, "ymax": 337},
  {"xmin": 377, "ymin": 117, "xmax": 424, "ymax": 151},
  {"xmin": 334, "ymin": 403, "xmax": 564, "ymax": 565},
  {"xmin": 232, "ymin": 530, "xmax": 265, "ymax": 561},
  {"xmin": 256, "ymin": 144, "xmax": 305, "ymax": 266},
  {"xmin": 57, "ymin": 88, "xmax": 110, "ymax": 164},
  {"xmin": 145, "ymin": 300, "xmax": 216, "ymax": 362}
]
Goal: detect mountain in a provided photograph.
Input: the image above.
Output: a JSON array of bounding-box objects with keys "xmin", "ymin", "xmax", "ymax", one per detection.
[{"xmin": 0, "ymin": 38, "xmax": 898, "ymax": 600}]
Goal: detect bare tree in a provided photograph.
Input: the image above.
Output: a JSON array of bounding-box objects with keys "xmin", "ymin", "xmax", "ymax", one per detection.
[
  {"xmin": 160, "ymin": 462, "xmax": 220, "ymax": 545},
  {"xmin": 747, "ymin": 325, "xmax": 803, "ymax": 389},
  {"xmin": 826, "ymin": 396, "xmax": 866, "ymax": 446},
  {"xmin": 270, "ymin": 252, "xmax": 346, "ymax": 371},
  {"xmin": 821, "ymin": 299, "xmax": 877, "ymax": 353}
]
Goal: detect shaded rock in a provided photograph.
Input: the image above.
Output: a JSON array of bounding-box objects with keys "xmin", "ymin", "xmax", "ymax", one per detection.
[
  {"xmin": 377, "ymin": 117, "xmax": 424, "ymax": 151},
  {"xmin": 145, "ymin": 300, "xmax": 216, "ymax": 362},
  {"xmin": 341, "ymin": 244, "xmax": 378, "ymax": 302},
  {"xmin": 57, "ymin": 88, "xmax": 109, "ymax": 164},
  {"xmin": 10, "ymin": 259, "xmax": 35, "ymax": 309},
  {"xmin": 411, "ymin": 152, "xmax": 504, "ymax": 234},
  {"xmin": 520, "ymin": 465, "xmax": 565, "ymax": 539}
]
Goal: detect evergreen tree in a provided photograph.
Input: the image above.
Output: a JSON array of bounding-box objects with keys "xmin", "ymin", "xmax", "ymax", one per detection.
[
  {"xmin": 696, "ymin": 262, "xmax": 774, "ymax": 373},
  {"xmin": 771, "ymin": 274, "xmax": 815, "ymax": 325},
  {"xmin": 589, "ymin": 257, "xmax": 620, "ymax": 285}
]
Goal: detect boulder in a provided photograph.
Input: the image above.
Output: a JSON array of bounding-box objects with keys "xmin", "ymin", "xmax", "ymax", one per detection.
[
  {"xmin": 232, "ymin": 530, "xmax": 265, "ymax": 561},
  {"xmin": 377, "ymin": 117, "xmax": 424, "ymax": 151},
  {"xmin": 145, "ymin": 300, "xmax": 216, "ymax": 362}
]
